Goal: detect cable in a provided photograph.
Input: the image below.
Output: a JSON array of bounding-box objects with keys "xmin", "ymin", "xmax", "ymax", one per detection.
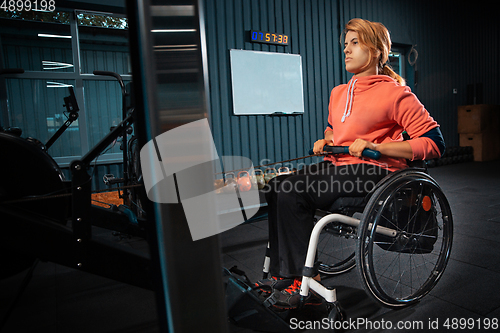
[{"xmin": 408, "ymin": 45, "xmax": 418, "ymax": 66}]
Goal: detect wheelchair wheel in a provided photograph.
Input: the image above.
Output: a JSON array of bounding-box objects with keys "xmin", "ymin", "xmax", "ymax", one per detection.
[
  {"xmin": 356, "ymin": 171, "xmax": 453, "ymax": 308},
  {"xmin": 317, "ymin": 218, "xmax": 356, "ymax": 275}
]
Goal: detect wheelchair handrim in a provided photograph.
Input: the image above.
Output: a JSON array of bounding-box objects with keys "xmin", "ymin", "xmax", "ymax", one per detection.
[{"xmin": 357, "ymin": 175, "xmax": 453, "ymax": 308}]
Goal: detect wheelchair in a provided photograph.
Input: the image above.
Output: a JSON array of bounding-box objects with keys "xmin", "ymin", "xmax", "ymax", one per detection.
[{"xmin": 262, "ymin": 147, "xmax": 453, "ymax": 321}]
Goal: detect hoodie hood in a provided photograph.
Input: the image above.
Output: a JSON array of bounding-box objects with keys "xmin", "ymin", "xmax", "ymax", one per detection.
[{"xmin": 341, "ymin": 75, "xmax": 398, "ymax": 123}]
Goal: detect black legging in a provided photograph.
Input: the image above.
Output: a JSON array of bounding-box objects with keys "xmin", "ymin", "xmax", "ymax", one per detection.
[{"xmin": 263, "ymin": 161, "xmax": 391, "ymax": 277}]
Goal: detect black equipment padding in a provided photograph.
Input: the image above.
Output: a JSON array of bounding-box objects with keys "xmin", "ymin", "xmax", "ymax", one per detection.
[{"xmin": 224, "ymin": 268, "xmax": 292, "ymax": 333}]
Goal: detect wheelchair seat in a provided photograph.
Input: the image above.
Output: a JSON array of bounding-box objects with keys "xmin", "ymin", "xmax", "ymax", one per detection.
[
  {"xmin": 323, "ymin": 196, "xmax": 366, "ymax": 216},
  {"xmin": 321, "ymin": 161, "xmax": 427, "ymax": 215}
]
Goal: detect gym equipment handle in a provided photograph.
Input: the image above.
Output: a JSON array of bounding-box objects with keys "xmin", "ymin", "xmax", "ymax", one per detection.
[
  {"xmin": 309, "ymin": 145, "xmax": 381, "ymax": 160},
  {"xmin": 93, "ymin": 70, "xmax": 125, "ymax": 92}
]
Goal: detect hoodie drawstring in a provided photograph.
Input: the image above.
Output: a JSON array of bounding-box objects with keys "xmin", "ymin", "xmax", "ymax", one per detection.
[{"xmin": 341, "ymin": 78, "xmax": 357, "ymax": 123}]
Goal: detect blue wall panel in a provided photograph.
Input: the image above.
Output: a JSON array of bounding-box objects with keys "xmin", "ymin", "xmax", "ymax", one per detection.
[{"xmin": 204, "ymin": 0, "xmax": 499, "ymax": 161}]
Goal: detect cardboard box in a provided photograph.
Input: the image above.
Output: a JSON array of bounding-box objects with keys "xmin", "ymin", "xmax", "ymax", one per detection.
[
  {"xmin": 457, "ymin": 104, "xmax": 500, "ymax": 134},
  {"xmin": 460, "ymin": 132, "xmax": 500, "ymax": 161}
]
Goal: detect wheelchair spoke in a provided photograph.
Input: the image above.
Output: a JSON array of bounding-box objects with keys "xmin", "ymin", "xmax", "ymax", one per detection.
[
  {"xmin": 372, "ymin": 248, "xmax": 400, "ymax": 278},
  {"xmin": 373, "ymin": 251, "xmax": 438, "ymax": 300},
  {"xmin": 317, "ymin": 221, "xmax": 356, "ymax": 275},
  {"xmin": 379, "ymin": 209, "xmax": 400, "ymax": 231}
]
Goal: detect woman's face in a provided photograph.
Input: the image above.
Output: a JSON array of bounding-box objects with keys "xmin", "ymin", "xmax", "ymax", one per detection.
[{"xmin": 343, "ymin": 30, "xmax": 377, "ymax": 76}]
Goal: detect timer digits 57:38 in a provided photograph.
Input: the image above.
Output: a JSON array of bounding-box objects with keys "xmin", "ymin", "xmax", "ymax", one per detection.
[{"xmin": 250, "ymin": 30, "xmax": 289, "ymax": 46}]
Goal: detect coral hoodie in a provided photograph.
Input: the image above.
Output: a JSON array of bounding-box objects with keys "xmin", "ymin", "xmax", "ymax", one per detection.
[{"xmin": 324, "ymin": 75, "xmax": 441, "ymax": 171}]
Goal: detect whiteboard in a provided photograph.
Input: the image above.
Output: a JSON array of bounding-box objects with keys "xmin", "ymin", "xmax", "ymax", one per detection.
[{"xmin": 229, "ymin": 50, "xmax": 304, "ymax": 115}]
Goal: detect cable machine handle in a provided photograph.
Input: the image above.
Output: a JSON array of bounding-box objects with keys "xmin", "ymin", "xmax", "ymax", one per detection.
[{"xmin": 308, "ymin": 145, "xmax": 381, "ymax": 160}]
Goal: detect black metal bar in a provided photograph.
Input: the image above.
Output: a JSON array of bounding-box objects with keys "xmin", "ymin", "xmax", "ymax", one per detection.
[
  {"xmin": 125, "ymin": 0, "xmax": 230, "ymax": 331},
  {"xmin": 125, "ymin": 0, "xmax": 168, "ymax": 330},
  {"xmin": 70, "ymin": 160, "xmax": 92, "ymax": 268},
  {"xmin": 93, "ymin": 70, "xmax": 126, "ymax": 95},
  {"xmin": 46, "ymin": 87, "xmax": 80, "ymax": 150},
  {"xmin": 89, "ymin": 205, "xmax": 147, "ymax": 238},
  {"xmin": 79, "ymin": 111, "xmax": 134, "ymax": 166},
  {"xmin": 92, "ymin": 71, "xmax": 130, "ymax": 197},
  {"xmin": 45, "ymin": 113, "xmax": 79, "ymax": 150}
]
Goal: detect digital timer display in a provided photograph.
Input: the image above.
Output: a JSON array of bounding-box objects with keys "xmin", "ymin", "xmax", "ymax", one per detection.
[{"xmin": 250, "ymin": 30, "xmax": 289, "ymax": 46}]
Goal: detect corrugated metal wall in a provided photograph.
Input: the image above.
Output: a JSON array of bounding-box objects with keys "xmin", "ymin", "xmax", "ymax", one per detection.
[
  {"xmin": 205, "ymin": 0, "xmax": 342, "ymax": 169},
  {"xmin": 83, "ymin": 79, "xmax": 127, "ymax": 154},
  {"xmin": 2, "ymin": 1, "xmax": 498, "ymax": 189},
  {"xmin": 204, "ymin": 0, "xmax": 500, "ymax": 166}
]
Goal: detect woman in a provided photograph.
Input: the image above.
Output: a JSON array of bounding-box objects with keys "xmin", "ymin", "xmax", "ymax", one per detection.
[{"xmin": 256, "ymin": 18, "xmax": 445, "ymax": 310}]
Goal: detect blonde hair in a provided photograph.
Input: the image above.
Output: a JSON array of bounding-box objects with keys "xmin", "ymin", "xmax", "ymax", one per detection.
[{"xmin": 342, "ymin": 18, "xmax": 405, "ymax": 86}]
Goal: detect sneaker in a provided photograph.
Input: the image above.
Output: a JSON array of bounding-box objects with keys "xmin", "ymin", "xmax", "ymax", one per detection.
[
  {"xmin": 267, "ymin": 279, "xmax": 323, "ymax": 310},
  {"xmin": 254, "ymin": 276, "xmax": 294, "ymax": 294}
]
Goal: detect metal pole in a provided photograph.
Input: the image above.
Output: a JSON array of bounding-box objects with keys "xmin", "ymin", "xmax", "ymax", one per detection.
[{"xmin": 126, "ymin": 0, "xmax": 229, "ymax": 331}]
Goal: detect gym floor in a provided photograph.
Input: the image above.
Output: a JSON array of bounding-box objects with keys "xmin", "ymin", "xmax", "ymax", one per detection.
[{"xmin": 1, "ymin": 160, "xmax": 500, "ymax": 332}]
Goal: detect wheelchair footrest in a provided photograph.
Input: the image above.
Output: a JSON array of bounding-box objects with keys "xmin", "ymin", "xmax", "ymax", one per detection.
[{"xmin": 225, "ymin": 269, "xmax": 293, "ymax": 333}]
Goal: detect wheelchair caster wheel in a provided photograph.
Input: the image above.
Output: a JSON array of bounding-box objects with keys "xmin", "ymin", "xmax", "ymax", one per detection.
[{"xmin": 327, "ymin": 301, "xmax": 346, "ymax": 326}]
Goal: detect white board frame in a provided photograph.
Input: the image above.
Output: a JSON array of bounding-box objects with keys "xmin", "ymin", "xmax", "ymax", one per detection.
[{"xmin": 229, "ymin": 49, "xmax": 304, "ymax": 115}]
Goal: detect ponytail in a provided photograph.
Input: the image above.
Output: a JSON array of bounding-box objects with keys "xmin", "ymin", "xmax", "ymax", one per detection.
[{"xmin": 379, "ymin": 63, "xmax": 406, "ymax": 86}]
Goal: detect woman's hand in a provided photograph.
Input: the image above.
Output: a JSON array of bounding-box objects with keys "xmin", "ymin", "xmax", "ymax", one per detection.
[
  {"xmin": 313, "ymin": 138, "xmax": 333, "ymax": 154},
  {"xmin": 348, "ymin": 139, "xmax": 377, "ymax": 158},
  {"xmin": 348, "ymin": 138, "xmax": 413, "ymax": 160}
]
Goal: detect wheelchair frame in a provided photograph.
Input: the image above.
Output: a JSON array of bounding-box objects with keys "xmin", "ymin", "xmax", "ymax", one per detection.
[{"xmin": 262, "ymin": 166, "xmax": 453, "ymax": 320}]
